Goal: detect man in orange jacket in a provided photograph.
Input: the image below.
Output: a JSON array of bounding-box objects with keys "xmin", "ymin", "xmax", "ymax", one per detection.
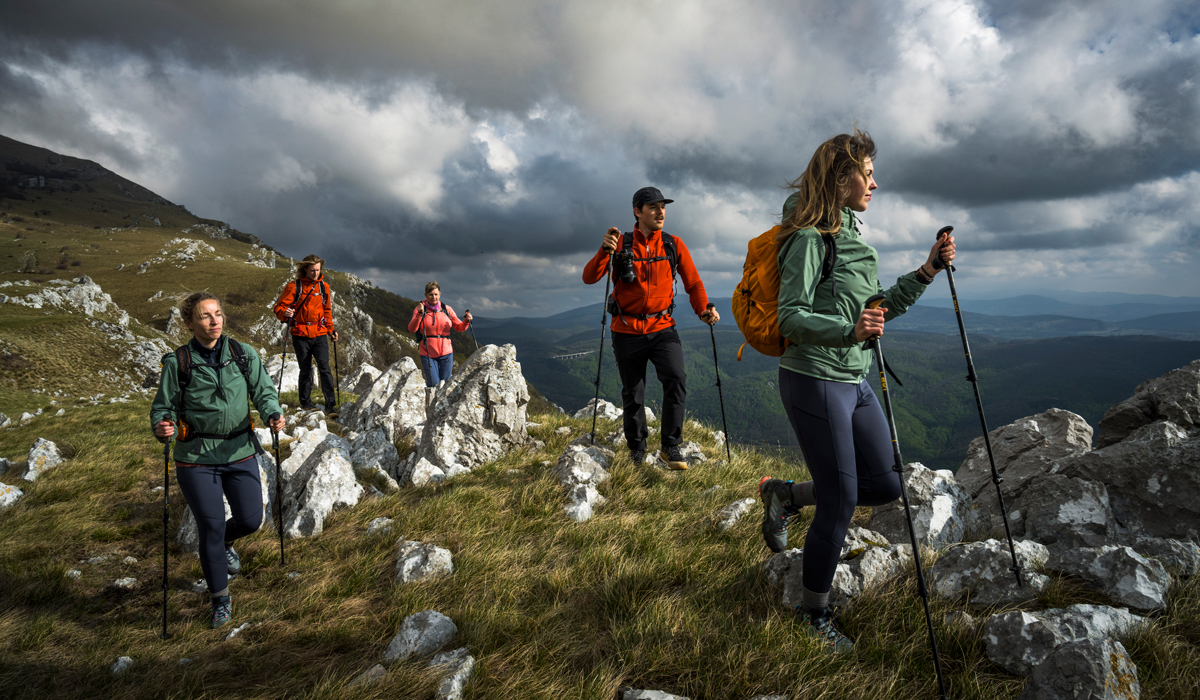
[
  {"xmin": 274, "ymin": 254, "xmax": 340, "ymax": 412},
  {"xmin": 582, "ymin": 187, "xmax": 719, "ymax": 469}
]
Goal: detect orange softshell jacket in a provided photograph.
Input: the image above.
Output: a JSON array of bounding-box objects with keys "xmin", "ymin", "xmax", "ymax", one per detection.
[
  {"xmin": 581, "ymin": 227, "xmax": 710, "ymax": 335},
  {"xmin": 274, "ymin": 277, "xmax": 334, "ymax": 338},
  {"xmin": 407, "ymin": 302, "xmax": 469, "ymax": 358}
]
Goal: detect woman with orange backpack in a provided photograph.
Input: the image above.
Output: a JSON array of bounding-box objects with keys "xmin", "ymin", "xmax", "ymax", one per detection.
[
  {"xmin": 407, "ymin": 281, "xmax": 472, "ymax": 387},
  {"xmin": 755, "ymin": 129, "xmax": 955, "ymax": 652}
]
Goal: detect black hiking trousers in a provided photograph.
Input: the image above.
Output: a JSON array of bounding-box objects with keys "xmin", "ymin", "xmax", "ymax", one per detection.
[
  {"xmin": 175, "ymin": 455, "xmax": 263, "ymax": 597},
  {"xmin": 292, "ymin": 334, "xmax": 336, "ymax": 408},
  {"xmin": 778, "ymin": 368, "xmax": 901, "ymax": 595},
  {"xmin": 611, "ymin": 327, "xmax": 687, "ymax": 451}
]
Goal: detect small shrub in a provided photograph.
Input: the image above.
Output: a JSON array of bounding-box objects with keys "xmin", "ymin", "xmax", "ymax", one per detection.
[
  {"xmin": 55, "ymin": 263, "xmax": 67, "ymax": 270},
  {"xmin": 70, "ymin": 260, "xmax": 81, "ymax": 266}
]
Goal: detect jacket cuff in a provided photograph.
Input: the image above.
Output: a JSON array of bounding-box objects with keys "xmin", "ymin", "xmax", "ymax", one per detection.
[{"xmin": 843, "ymin": 324, "xmax": 859, "ymax": 347}]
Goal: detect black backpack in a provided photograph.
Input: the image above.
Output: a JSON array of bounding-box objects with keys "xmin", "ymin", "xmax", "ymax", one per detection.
[{"xmin": 607, "ymin": 232, "xmax": 680, "ymax": 321}]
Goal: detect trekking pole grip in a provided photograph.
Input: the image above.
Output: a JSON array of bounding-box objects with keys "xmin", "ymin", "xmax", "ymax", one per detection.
[{"xmin": 932, "ymin": 225, "xmax": 954, "ymax": 272}]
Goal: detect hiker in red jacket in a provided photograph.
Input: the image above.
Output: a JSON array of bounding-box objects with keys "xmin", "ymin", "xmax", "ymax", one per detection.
[
  {"xmin": 273, "ymin": 254, "xmax": 339, "ymax": 412},
  {"xmin": 582, "ymin": 187, "xmax": 719, "ymax": 469},
  {"xmin": 407, "ymin": 281, "xmax": 472, "ymax": 387}
]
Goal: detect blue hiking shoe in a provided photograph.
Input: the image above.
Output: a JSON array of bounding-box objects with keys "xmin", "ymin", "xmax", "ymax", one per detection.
[
  {"xmin": 210, "ymin": 595, "xmax": 232, "ymax": 629},
  {"xmin": 796, "ymin": 607, "xmax": 855, "ymax": 654},
  {"xmin": 759, "ymin": 476, "xmax": 800, "ymax": 553}
]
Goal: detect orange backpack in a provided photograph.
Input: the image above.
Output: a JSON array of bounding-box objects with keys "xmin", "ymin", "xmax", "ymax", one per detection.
[{"xmin": 732, "ymin": 226, "xmax": 836, "ymax": 360}]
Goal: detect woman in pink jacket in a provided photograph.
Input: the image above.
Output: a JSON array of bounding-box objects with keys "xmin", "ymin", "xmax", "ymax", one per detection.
[{"xmin": 407, "ymin": 281, "xmax": 472, "ymax": 387}]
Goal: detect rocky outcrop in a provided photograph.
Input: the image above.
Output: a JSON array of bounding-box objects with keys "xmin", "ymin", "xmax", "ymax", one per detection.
[
  {"xmin": 982, "ymin": 604, "xmax": 1144, "ymax": 676},
  {"xmin": 1009, "ymin": 474, "xmax": 1116, "ymax": 555},
  {"xmin": 429, "ymin": 648, "xmax": 475, "ymax": 700},
  {"xmin": 765, "ymin": 526, "xmax": 913, "ymax": 608},
  {"xmin": 1018, "ymin": 637, "xmax": 1140, "ymax": 700},
  {"xmin": 930, "ymin": 539, "xmax": 1049, "ymax": 607},
  {"xmin": 1096, "ymin": 358, "xmax": 1200, "ymax": 446},
  {"xmin": 870, "ymin": 463, "xmax": 970, "ymax": 550},
  {"xmin": 340, "ymin": 363, "xmax": 381, "ymax": 394},
  {"xmin": 339, "ymin": 357, "xmax": 426, "ymax": 443},
  {"xmin": 348, "ymin": 428, "xmax": 401, "ymax": 484},
  {"xmin": 417, "ymin": 345, "xmax": 531, "ymax": 471},
  {"xmin": 277, "ymin": 431, "xmax": 362, "ymax": 538},
  {"xmin": 553, "ymin": 443, "xmax": 612, "ymax": 522},
  {"xmin": 574, "ymin": 398, "xmax": 623, "ymax": 421},
  {"xmin": 1046, "ymin": 546, "xmax": 1171, "ymax": 611}
]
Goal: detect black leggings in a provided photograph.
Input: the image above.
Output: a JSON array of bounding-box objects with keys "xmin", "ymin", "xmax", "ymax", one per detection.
[
  {"xmin": 778, "ymin": 369, "xmax": 901, "ymax": 594},
  {"xmin": 176, "ymin": 456, "xmax": 263, "ymax": 595}
]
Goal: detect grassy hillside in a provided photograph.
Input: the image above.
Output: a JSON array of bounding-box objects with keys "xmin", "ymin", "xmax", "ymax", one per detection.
[{"xmin": 2, "ymin": 398, "xmax": 1198, "ymax": 699}]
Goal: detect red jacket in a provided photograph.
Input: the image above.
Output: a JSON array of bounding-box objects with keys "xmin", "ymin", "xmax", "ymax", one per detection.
[
  {"xmin": 407, "ymin": 302, "xmax": 469, "ymax": 358},
  {"xmin": 582, "ymin": 227, "xmax": 709, "ymax": 335},
  {"xmin": 274, "ymin": 277, "xmax": 334, "ymax": 338}
]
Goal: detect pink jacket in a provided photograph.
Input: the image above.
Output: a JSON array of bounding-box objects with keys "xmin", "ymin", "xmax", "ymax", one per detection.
[{"xmin": 407, "ymin": 302, "xmax": 469, "ymax": 357}]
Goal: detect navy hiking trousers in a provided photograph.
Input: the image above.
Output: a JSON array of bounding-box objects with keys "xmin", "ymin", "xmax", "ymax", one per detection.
[
  {"xmin": 778, "ymin": 369, "xmax": 901, "ymax": 595},
  {"xmin": 175, "ymin": 456, "xmax": 264, "ymax": 596}
]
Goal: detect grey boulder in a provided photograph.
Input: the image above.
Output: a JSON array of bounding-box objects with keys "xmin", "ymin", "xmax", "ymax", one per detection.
[
  {"xmin": 339, "ymin": 357, "xmax": 426, "ymax": 443},
  {"xmin": 1096, "ymin": 358, "xmax": 1200, "ymax": 447},
  {"xmin": 931, "ymin": 539, "xmax": 1049, "ymax": 607},
  {"xmin": 870, "ymin": 463, "xmax": 970, "ymax": 550},
  {"xmin": 429, "ymin": 647, "xmax": 476, "ymax": 700},
  {"xmin": 23, "ymin": 437, "xmax": 64, "ymax": 481},
  {"xmin": 381, "ymin": 610, "xmax": 458, "ymax": 666},
  {"xmin": 982, "ymin": 603, "xmax": 1144, "ymax": 676},
  {"xmin": 1126, "ymin": 536, "xmax": 1200, "ymax": 576},
  {"xmin": 0, "ymin": 482, "xmax": 23, "ymax": 510},
  {"xmin": 1017, "ymin": 638, "xmax": 1140, "ymax": 700},
  {"xmin": 956, "ymin": 408, "xmax": 1093, "ymax": 504},
  {"xmin": 1046, "ymin": 545, "xmax": 1171, "ymax": 611},
  {"xmin": 711, "ymin": 498, "xmax": 756, "ymax": 532},
  {"xmin": 1010, "ymin": 474, "xmax": 1116, "ymax": 555},
  {"xmin": 574, "ymin": 398, "xmax": 622, "ymax": 421},
  {"xmin": 395, "ymin": 540, "xmax": 454, "ymax": 584}
]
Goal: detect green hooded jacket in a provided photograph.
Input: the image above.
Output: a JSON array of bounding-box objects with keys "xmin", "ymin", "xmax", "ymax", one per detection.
[
  {"xmin": 776, "ymin": 194, "xmax": 929, "ymax": 383},
  {"xmin": 150, "ymin": 337, "xmax": 282, "ymax": 465}
]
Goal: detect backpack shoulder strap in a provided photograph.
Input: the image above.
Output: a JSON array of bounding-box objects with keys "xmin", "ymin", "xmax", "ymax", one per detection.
[
  {"xmin": 819, "ymin": 233, "xmax": 838, "ymax": 297},
  {"xmin": 661, "ymin": 232, "xmax": 678, "ymax": 279},
  {"xmin": 292, "ymin": 279, "xmax": 303, "ymax": 306},
  {"xmin": 227, "ymin": 339, "xmax": 252, "ymax": 383},
  {"xmin": 623, "ymin": 232, "xmax": 633, "ymax": 253},
  {"xmin": 320, "ymin": 281, "xmax": 330, "ymax": 308},
  {"xmin": 174, "ymin": 344, "xmax": 193, "ymax": 391}
]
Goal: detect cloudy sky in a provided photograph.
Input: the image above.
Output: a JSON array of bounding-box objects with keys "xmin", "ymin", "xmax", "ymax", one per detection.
[{"xmin": 2, "ymin": 0, "xmax": 1198, "ymax": 315}]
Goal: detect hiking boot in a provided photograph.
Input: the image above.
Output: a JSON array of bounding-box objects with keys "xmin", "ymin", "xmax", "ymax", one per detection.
[
  {"xmin": 629, "ymin": 449, "xmax": 646, "ymax": 465},
  {"xmin": 324, "ymin": 405, "xmax": 338, "ymax": 418},
  {"xmin": 210, "ymin": 595, "xmax": 232, "ymax": 629},
  {"xmin": 660, "ymin": 445, "xmax": 688, "ymax": 470},
  {"xmin": 225, "ymin": 544, "xmax": 241, "ymax": 578},
  {"xmin": 759, "ymin": 476, "xmax": 799, "ymax": 553},
  {"xmin": 796, "ymin": 607, "xmax": 854, "ymax": 654}
]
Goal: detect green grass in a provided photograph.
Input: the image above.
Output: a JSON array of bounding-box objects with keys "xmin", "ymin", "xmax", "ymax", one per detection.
[{"xmin": 1, "ymin": 398, "xmax": 1196, "ymax": 699}]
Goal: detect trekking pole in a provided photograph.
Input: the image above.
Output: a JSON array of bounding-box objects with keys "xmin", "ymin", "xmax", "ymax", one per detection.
[
  {"xmin": 589, "ymin": 253, "xmax": 615, "ymax": 446},
  {"xmin": 276, "ymin": 324, "xmax": 289, "ymax": 396},
  {"xmin": 932, "ymin": 226, "xmax": 1022, "ymax": 588},
  {"xmin": 272, "ymin": 427, "xmax": 286, "ymax": 566},
  {"xmin": 160, "ymin": 429, "xmax": 173, "ymax": 640},
  {"xmin": 865, "ymin": 293, "xmax": 948, "ymax": 700},
  {"xmin": 332, "ymin": 334, "xmax": 340, "ymax": 409},
  {"xmin": 705, "ymin": 303, "xmax": 731, "ymax": 462},
  {"xmin": 465, "ymin": 310, "xmax": 480, "ymax": 353}
]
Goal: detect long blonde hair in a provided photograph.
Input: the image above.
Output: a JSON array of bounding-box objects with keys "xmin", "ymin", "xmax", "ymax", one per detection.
[{"xmin": 777, "ymin": 128, "xmax": 876, "ymax": 242}]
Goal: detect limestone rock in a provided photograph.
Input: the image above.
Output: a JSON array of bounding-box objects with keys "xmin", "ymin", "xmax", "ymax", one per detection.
[
  {"xmin": 574, "ymin": 398, "xmax": 622, "ymax": 421},
  {"xmin": 564, "ymin": 483, "xmax": 607, "ymax": 522},
  {"xmin": 1059, "ymin": 420, "xmax": 1200, "ymax": 541},
  {"xmin": 381, "ymin": 610, "xmax": 457, "ymax": 666},
  {"xmin": 766, "ymin": 527, "xmax": 913, "ymax": 608},
  {"xmin": 410, "ymin": 457, "xmax": 446, "ymax": 487},
  {"xmin": 340, "ymin": 363, "xmax": 381, "ymax": 394},
  {"xmin": 110, "ymin": 656, "xmax": 133, "ymax": 676},
  {"xmin": 418, "ymin": 345, "xmax": 531, "ymax": 470},
  {"xmin": 348, "ymin": 664, "xmax": 387, "ymax": 688},
  {"xmin": 1127, "ymin": 536, "xmax": 1200, "ymax": 576},
  {"xmin": 396, "ymin": 540, "xmax": 454, "ymax": 584},
  {"xmin": 931, "ymin": 539, "xmax": 1049, "ymax": 607},
  {"xmin": 870, "ymin": 463, "xmax": 969, "ymax": 550},
  {"xmin": 554, "ymin": 443, "xmax": 612, "ymax": 522},
  {"xmin": 0, "ymin": 413, "xmax": 10, "ymax": 429},
  {"xmin": 23, "ymin": 438, "xmax": 64, "ymax": 481},
  {"xmin": 367, "ymin": 517, "xmax": 394, "ymax": 536},
  {"xmin": 650, "ymin": 441, "xmax": 707, "ymax": 468},
  {"xmin": 429, "ymin": 647, "xmax": 475, "ymax": 700},
  {"xmin": 1097, "ymin": 358, "xmax": 1200, "ymax": 446},
  {"xmin": 983, "ymin": 604, "xmax": 1145, "ymax": 676},
  {"xmin": 621, "ymin": 690, "xmax": 689, "ymax": 700},
  {"xmin": 339, "ymin": 357, "xmax": 426, "ymax": 443},
  {"xmin": 278, "ymin": 431, "xmax": 362, "ymax": 538},
  {"xmin": 264, "ymin": 355, "xmax": 310, "ymax": 395},
  {"xmin": 1046, "ymin": 545, "xmax": 1171, "ymax": 611},
  {"xmin": 1010, "ymin": 474, "xmax": 1116, "ymax": 554},
  {"xmin": 711, "ymin": 498, "xmax": 756, "ymax": 532},
  {"xmin": 349, "ymin": 428, "xmax": 401, "ymax": 483},
  {"xmin": 1017, "ymin": 638, "xmax": 1140, "ymax": 700},
  {"xmin": 0, "ymin": 482, "xmax": 23, "ymax": 510},
  {"xmin": 956, "ymin": 409, "xmax": 1093, "ymax": 504},
  {"xmin": 112, "ymin": 577, "xmax": 138, "ymax": 590}
]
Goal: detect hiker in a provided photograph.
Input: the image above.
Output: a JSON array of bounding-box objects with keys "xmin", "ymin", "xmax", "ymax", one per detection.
[
  {"xmin": 756, "ymin": 129, "xmax": 955, "ymax": 651},
  {"xmin": 582, "ymin": 186, "xmax": 719, "ymax": 469},
  {"xmin": 151, "ymin": 292, "xmax": 284, "ymax": 629},
  {"xmin": 407, "ymin": 281, "xmax": 472, "ymax": 388},
  {"xmin": 273, "ymin": 254, "xmax": 340, "ymax": 413}
]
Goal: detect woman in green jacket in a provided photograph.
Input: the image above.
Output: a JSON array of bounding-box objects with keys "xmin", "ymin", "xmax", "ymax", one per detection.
[
  {"xmin": 151, "ymin": 292, "xmax": 285, "ymax": 629},
  {"xmin": 757, "ymin": 129, "xmax": 955, "ymax": 652}
]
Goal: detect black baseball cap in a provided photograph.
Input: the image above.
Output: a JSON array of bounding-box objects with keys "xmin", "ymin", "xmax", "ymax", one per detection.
[{"xmin": 632, "ymin": 186, "xmax": 674, "ymax": 209}]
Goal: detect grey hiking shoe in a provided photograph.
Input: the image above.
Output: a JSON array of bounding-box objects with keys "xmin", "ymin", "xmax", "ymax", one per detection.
[
  {"xmin": 759, "ymin": 476, "xmax": 799, "ymax": 552},
  {"xmin": 225, "ymin": 544, "xmax": 241, "ymax": 578},
  {"xmin": 210, "ymin": 595, "xmax": 232, "ymax": 629},
  {"xmin": 629, "ymin": 449, "xmax": 646, "ymax": 465},
  {"xmin": 796, "ymin": 607, "xmax": 854, "ymax": 654},
  {"xmin": 661, "ymin": 445, "xmax": 687, "ymax": 470}
]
